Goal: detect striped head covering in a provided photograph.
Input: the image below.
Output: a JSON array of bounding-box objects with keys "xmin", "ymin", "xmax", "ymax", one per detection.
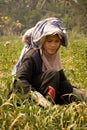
[
  {"xmin": 31, "ymin": 17, "xmax": 68, "ymax": 48},
  {"xmin": 22, "ymin": 27, "xmax": 34, "ymax": 44}
]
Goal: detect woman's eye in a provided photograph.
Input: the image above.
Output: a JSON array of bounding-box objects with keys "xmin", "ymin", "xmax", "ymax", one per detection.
[
  {"xmin": 47, "ymin": 40, "xmax": 52, "ymax": 42},
  {"xmin": 56, "ymin": 40, "xmax": 59, "ymax": 43}
]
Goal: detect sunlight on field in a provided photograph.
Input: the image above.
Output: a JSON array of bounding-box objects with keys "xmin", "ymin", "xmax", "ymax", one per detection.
[{"xmin": 0, "ymin": 35, "xmax": 87, "ymax": 130}]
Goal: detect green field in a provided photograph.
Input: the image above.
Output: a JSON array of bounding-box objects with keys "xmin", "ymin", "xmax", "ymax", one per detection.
[{"xmin": 0, "ymin": 35, "xmax": 87, "ymax": 130}]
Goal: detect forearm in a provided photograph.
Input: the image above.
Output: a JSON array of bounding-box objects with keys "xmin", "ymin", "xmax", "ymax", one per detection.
[{"xmin": 13, "ymin": 79, "xmax": 35, "ymax": 95}]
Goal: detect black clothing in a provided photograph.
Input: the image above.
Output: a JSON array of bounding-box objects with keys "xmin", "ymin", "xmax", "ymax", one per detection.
[{"xmin": 13, "ymin": 48, "xmax": 73, "ymax": 104}]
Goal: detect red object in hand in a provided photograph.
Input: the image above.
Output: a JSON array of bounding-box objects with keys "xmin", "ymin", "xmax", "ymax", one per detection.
[{"xmin": 48, "ymin": 86, "xmax": 55, "ymax": 101}]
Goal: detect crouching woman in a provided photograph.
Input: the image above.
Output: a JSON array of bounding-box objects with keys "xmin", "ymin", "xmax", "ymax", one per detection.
[{"xmin": 10, "ymin": 17, "xmax": 87, "ymax": 107}]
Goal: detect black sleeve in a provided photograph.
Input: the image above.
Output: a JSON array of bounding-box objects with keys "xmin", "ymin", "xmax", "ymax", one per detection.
[
  {"xmin": 13, "ymin": 51, "xmax": 36, "ymax": 95},
  {"xmin": 59, "ymin": 69, "xmax": 73, "ymax": 94},
  {"xmin": 59, "ymin": 69, "xmax": 67, "ymax": 81}
]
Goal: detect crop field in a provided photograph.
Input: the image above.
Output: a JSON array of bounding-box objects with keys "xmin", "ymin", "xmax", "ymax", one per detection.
[{"xmin": 0, "ymin": 35, "xmax": 87, "ymax": 130}]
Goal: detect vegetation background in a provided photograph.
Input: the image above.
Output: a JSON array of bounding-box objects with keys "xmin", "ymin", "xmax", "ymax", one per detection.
[
  {"xmin": 0, "ymin": 0, "xmax": 87, "ymax": 35},
  {"xmin": 0, "ymin": 0, "xmax": 87, "ymax": 129}
]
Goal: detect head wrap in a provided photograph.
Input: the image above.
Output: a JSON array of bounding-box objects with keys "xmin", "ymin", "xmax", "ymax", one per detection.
[
  {"xmin": 22, "ymin": 27, "xmax": 34, "ymax": 43},
  {"xmin": 31, "ymin": 17, "xmax": 68, "ymax": 48}
]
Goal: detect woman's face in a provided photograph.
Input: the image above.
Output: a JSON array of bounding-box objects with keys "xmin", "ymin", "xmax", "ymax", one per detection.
[{"xmin": 43, "ymin": 34, "xmax": 61, "ymax": 55}]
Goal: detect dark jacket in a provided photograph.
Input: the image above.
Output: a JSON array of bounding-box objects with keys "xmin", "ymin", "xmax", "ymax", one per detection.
[
  {"xmin": 13, "ymin": 48, "xmax": 72, "ymax": 96},
  {"xmin": 14, "ymin": 48, "xmax": 42, "ymax": 94}
]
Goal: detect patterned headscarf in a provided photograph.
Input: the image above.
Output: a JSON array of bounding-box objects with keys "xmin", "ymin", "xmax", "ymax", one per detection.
[{"xmin": 31, "ymin": 17, "xmax": 68, "ymax": 48}]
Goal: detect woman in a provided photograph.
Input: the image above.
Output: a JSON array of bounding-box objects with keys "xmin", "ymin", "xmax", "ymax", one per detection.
[{"xmin": 12, "ymin": 17, "xmax": 87, "ymax": 107}]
